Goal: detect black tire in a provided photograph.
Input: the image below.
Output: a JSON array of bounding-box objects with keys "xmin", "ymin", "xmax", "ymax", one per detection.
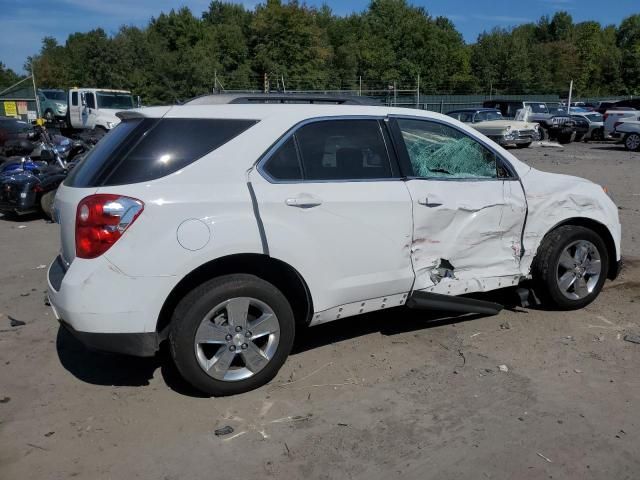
[
  {"xmin": 558, "ymin": 131, "xmax": 575, "ymax": 144},
  {"xmin": 40, "ymin": 190, "xmax": 56, "ymax": 219},
  {"xmin": 575, "ymin": 133, "xmax": 584, "ymax": 142},
  {"xmin": 624, "ymin": 133, "xmax": 640, "ymax": 152},
  {"xmin": 532, "ymin": 225, "xmax": 609, "ymax": 310},
  {"xmin": 591, "ymin": 128, "xmax": 604, "ymax": 141},
  {"xmin": 538, "ymin": 127, "xmax": 548, "ymax": 141},
  {"xmin": 516, "ymin": 142, "xmax": 532, "ymax": 149},
  {"xmin": 169, "ymin": 274, "xmax": 295, "ymax": 396}
]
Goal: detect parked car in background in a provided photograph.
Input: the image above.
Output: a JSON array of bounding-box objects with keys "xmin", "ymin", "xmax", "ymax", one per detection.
[
  {"xmin": 447, "ymin": 108, "xmax": 538, "ymax": 148},
  {"xmin": 38, "ymin": 89, "xmax": 68, "ymax": 122},
  {"xmin": 603, "ymin": 109, "xmax": 637, "ymax": 139},
  {"xmin": 571, "ymin": 112, "xmax": 604, "ymax": 141},
  {"xmin": 595, "ymin": 101, "xmax": 619, "ymax": 114},
  {"xmin": 612, "ymin": 98, "xmax": 640, "ymax": 111},
  {"xmin": 0, "ymin": 116, "xmax": 34, "ymax": 154},
  {"xmin": 483, "ymin": 100, "xmax": 577, "ymax": 143},
  {"xmin": 48, "ymin": 103, "xmax": 621, "ymax": 396},
  {"xmin": 614, "ymin": 118, "xmax": 640, "ymax": 151}
]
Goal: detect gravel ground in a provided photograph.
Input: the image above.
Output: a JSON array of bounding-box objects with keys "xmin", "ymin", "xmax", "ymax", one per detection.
[{"xmin": 0, "ymin": 141, "xmax": 639, "ymax": 480}]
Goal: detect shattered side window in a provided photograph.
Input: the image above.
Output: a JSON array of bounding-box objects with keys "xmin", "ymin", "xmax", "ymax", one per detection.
[{"xmin": 397, "ymin": 119, "xmax": 498, "ymax": 179}]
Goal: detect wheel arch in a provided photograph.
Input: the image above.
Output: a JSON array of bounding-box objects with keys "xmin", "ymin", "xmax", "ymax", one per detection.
[
  {"xmin": 539, "ymin": 217, "xmax": 618, "ymax": 279},
  {"xmin": 156, "ymin": 254, "xmax": 314, "ymax": 337}
]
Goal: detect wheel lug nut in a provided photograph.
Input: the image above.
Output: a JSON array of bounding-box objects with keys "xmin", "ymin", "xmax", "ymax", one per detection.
[
  {"xmin": 241, "ymin": 343, "xmax": 248, "ymax": 350},
  {"xmin": 235, "ymin": 326, "xmax": 242, "ymax": 332},
  {"xmin": 229, "ymin": 345, "xmax": 236, "ymax": 352},
  {"xmin": 225, "ymin": 334, "xmax": 232, "ymax": 341},
  {"xmin": 245, "ymin": 331, "xmax": 252, "ymax": 338}
]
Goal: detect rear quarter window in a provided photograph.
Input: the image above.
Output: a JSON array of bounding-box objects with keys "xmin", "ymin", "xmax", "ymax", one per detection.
[{"xmin": 65, "ymin": 118, "xmax": 257, "ymax": 187}]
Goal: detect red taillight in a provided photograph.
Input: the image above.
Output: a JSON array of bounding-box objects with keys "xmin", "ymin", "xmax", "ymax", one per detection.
[
  {"xmin": 603, "ymin": 113, "xmax": 609, "ymax": 121},
  {"xmin": 75, "ymin": 194, "xmax": 144, "ymax": 259},
  {"xmin": 32, "ymin": 184, "xmax": 44, "ymax": 192}
]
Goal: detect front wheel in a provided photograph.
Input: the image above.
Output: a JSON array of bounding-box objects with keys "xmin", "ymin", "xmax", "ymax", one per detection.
[
  {"xmin": 169, "ymin": 274, "xmax": 295, "ymax": 396},
  {"xmin": 532, "ymin": 225, "xmax": 608, "ymax": 310},
  {"xmin": 624, "ymin": 133, "xmax": 640, "ymax": 151},
  {"xmin": 558, "ymin": 131, "xmax": 575, "ymax": 144}
]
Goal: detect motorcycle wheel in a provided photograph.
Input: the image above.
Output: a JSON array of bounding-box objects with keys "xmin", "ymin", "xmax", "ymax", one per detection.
[{"xmin": 40, "ymin": 190, "xmax": 56, "ymax": 220}]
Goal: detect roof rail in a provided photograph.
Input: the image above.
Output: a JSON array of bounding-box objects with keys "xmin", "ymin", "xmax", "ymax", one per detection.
[{"xmin": 184, "ymin": 92, "xmax": 381, "ymax": 106}]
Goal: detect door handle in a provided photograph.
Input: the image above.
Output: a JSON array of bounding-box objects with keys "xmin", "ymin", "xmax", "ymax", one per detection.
[
  {"xmin": 285, "ymin": 195, "xmax": 322, "ymax": 208},
  {"xmin": 417, "ymin": 197, "xmax": 442, "ymax": 207}
]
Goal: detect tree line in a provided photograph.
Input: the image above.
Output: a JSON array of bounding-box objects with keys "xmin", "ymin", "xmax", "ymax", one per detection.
[{"xmin": 1, "ymin": 0, "xmax": 639, "ymax": 105}]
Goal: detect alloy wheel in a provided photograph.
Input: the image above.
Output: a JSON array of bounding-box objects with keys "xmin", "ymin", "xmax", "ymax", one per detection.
[
  {"xmin": 556, "ymin": 240, "xmax": 602, "ymax": 300},
  {"xmin": 194, "ymin": 297, "xmax": 280, "ymax": 381}
]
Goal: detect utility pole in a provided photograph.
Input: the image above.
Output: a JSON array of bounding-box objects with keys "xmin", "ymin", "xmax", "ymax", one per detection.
[
  {"xmin": 281, "ymin": 74, "xmax": 286, "ymax": 93},
  {"xmin": 263, "ymin": 72, "xmax": 269, "ymax": 93},
  {"xmin": 31, "ymin": 67, "xmax": 40, "ymax": 117},
  {"xmin": 416, "ymin": 73, "xmax": 420, "ymax": 109},
  {"xmin": 567, "ymin": 79, "xmax": 573, "ymax": 114}
]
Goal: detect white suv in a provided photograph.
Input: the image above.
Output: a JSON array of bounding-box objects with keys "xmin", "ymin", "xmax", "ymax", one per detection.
[{"xmin": 47, "ymin": 104, "xmax": 621, "ymax": 396}]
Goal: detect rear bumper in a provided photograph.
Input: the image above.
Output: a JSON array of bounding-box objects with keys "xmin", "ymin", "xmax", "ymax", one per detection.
[
  {"xmin": 47, "ymin": 254, "xmax": 175, "ymax": 356},
  {"xmin": 59, "ymin": 319, "xmax": 159, "ymax": 357}
]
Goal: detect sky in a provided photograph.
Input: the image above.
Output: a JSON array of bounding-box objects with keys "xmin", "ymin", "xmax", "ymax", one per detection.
[{"xmin": 1, "ymin": 0, "xmax": 638, "ymax": 73}]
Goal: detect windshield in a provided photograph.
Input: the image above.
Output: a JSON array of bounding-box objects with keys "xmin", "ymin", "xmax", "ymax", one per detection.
[
  {"xmin": 525, "ymin": 102, "xmax": 548, "ymax": 114},
  {"xmin": 96, "ymin": 92, "xmax": 134, "ymax": 110},
  {"xmin": 43, "ymin": 90, "xmax": 66, "ymax": 101},
  {"xmin": 476, "ymin": 111, "xmax": 503, "ymax": 121}
]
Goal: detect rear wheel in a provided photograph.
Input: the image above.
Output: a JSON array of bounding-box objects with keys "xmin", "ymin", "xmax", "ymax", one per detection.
[
  {"xmin": 624, "ymin": 133, "xmax": 640, "ymax": 151},
  {"xmin": 533, "ymin": 225, "xmax": 608, "ymax": 310},
  {"xmin": 169, "ymin": 274, "xmax": 295, "ymax": 396}
]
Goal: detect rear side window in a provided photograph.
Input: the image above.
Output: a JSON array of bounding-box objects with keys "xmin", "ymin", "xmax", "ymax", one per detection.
[
  {"xmin": 262, "ymin": 119, "xmax": 392, "ymax": 182},
  {"xmin": 71, "ymin": 92, "xmax": 78, "ymax": 106},
  {"xmin": 66, "ymin": 118, "xmax": 256, "ymax": 187},
  {"xmin": 263, "ymin": 137, "xmax": 302, "ymax": 180}
]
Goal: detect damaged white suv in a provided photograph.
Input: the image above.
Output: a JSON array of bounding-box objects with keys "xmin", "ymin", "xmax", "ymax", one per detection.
[{"xmin": 47, "ymin": 103, "xmax": 621, "ymax": 396}]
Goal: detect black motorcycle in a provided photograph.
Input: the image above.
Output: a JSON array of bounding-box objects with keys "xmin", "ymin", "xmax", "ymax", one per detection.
[{"xmin": 0, "ymin": 126, "xmax": 90, "ymax": 219}]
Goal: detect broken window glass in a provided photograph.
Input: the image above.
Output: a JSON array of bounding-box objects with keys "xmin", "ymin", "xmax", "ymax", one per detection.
[{"xmin": 397, "ymin": 119, "xmax": 497, "ymax": 179}]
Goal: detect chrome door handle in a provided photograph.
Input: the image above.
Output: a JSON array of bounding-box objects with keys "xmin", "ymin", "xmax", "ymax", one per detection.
[{"xmin": 285, "ymin": 196, "xmax": 322, "ymax": 208}]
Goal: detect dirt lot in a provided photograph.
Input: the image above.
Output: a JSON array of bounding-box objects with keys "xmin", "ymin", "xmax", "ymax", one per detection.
[{"xmin": 1, "ymin": 141, "xmax": 639, "ymax": 479}]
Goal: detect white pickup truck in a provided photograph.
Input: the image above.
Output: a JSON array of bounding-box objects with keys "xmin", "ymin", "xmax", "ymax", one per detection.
[{"xmin": 66, "ymin": 88, "xmax": 138, "ymax": 135}]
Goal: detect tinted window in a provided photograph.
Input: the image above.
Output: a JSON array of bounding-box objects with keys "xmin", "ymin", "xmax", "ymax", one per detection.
[
  {"xmin": 71, "ymin": 92, "xmax": 78, "ymax": 106},
  {"xmin": 85, "ymin": 93, "xmax": 96, "ymax": 109},
  {"xmin": 396, "ymin": 119, "xmax": 498, "ymax": 179},
  {"xmin": 263, "ymin": 137, "xmax": 302, "ymax": 180},
  {"xmin": 66, "ymin": 118, "xmax": 257, "ymax": 187},
  {"xmin": 295, "ymin": 120, "xmax": 392, "ymax": 181}
]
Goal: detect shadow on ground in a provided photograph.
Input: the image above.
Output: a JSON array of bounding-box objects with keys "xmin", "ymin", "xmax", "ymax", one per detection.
[{"xmin": 56, "ymin": 287, "xmax": 529, "ymax": 397}]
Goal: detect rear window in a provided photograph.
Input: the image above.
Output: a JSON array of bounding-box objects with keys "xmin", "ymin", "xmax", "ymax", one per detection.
[{"xmin": 65, "ymin": 118, "xmax": 257, "ymax": 187}]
